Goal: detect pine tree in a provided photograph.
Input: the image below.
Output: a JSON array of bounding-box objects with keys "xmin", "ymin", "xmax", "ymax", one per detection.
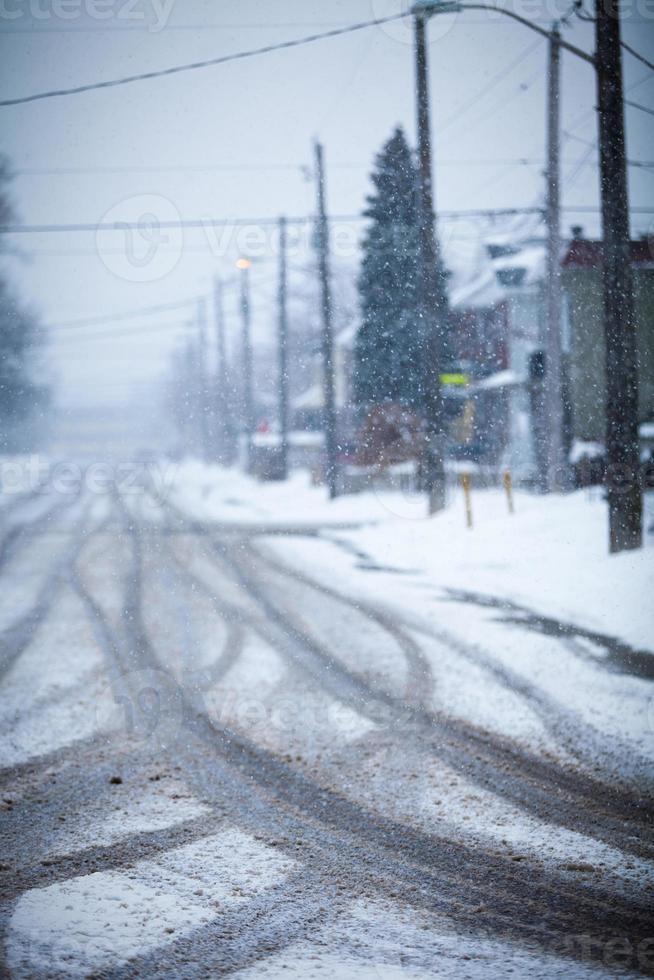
[
  {"xmin": 0, "ymin": 158, "xmax": 49, "ymax": 451},
  {"xmin": 354, "ymin": 127, "xmax": 423, "ymax": 408}
]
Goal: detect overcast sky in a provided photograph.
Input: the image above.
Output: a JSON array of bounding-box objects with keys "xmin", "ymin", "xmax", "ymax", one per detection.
[{"xmin": 1, "ymin": 0, "xmax": 652, "ymax": 409}]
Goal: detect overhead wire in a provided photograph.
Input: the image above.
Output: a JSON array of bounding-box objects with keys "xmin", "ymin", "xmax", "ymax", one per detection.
[{"xmin": 0, "ymin": 12, "xmax": 408, "ymax": 108}]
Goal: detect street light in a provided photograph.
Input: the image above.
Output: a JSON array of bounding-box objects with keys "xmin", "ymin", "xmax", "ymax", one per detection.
[{"xmin": 411, "ymin": 0, "xmax": 460, "ymax": 15}]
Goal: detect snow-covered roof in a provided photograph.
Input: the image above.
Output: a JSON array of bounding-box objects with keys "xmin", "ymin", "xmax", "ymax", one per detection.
[
  {"xmin": 292, "ymin": 383, "xmax": 323, "ymax": 410},
  {"xmin": 491, "ymin": 244, "xmax": 545, "ymax": 286},
  {"xmin": 569, "ymin": 439, "xmax": 605, "ymax": 463},
  {"xmin": 450, "ymin": 266, "xmax": 505, "ymax": 310},
  {"xmin": 473, "ymin": 369, "xmax": 521, "ymax": 391},
  {"xmin": 336, "ymin": 321, "xmax": 359, "ymax": 349},
  {"xmin": 449, "ymin": 241, "xmax": 546, "ymax": 311}
]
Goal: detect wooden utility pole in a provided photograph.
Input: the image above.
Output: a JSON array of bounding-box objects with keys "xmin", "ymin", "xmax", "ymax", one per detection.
[
  {"xmin": 238, "ymin": 259, "xmax": 255, "ymax": 473},
  {"xmin": 197, "ymin": 298, "xmax": 210, "ymax": 462},
  {"xmin": 314, "ymin": 141, "xmax": 338, "ymax": 499},
  {"xmin": 544, "ymin": 24, "xmax": 567, "ymax": 493},
  {"xmin": 595, "ymin": 0, "xmax": 642, "ymax": 551},
  {"xmin": 214, "ymin": 276, "xmax": 235, "ymax": 463},
  {"xmin": 414, "ymin": 11, "xmax": 448, "ymax": 514},
  {"xmin": 278, "ymin": 216, "xmax": 289, "ymax": 480}
]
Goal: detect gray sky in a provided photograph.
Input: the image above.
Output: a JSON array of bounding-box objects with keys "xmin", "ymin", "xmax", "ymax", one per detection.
[{"xmin": 1, "ymin": 0, "xmax": 652, "ymax": 408}]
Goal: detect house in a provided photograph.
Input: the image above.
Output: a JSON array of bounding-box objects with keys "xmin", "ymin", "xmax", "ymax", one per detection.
[
  {"xmin": 291, "ymin": 229, "xmax": 654, "ymax": 483},
  {"xmin": 561, "ymin": 230, "xmax": 654, "ymax": 445},
  {"xmin": 449, "ymin": 239, "xmax": 546, "ymax": 479},
  {"xmin": 290, "ymin": 323, "xmax": 358, "ymax": 448}
]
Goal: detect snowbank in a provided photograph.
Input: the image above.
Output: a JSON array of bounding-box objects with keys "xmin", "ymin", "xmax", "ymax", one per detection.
[{"xmin": 165, "ymin": 461, "xmax": 653, "ymax": 652}]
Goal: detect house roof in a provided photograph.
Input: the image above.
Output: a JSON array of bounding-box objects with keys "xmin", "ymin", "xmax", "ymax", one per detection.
[
  {"xmin": 562, "ymin": 238, "xmax": 654, "ymax": 269},
  {"xmin": 450, "ymin": 266, "xmax": 505, "ymax": 310},
  {"xmin": 449, "ymin": 241, "xmax": 546, "ymax": 311}
]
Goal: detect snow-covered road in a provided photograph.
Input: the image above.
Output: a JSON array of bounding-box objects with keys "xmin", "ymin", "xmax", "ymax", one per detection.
[{"xmin": 0, "ymin": 468, "xmax": 653, "ymax": 978}]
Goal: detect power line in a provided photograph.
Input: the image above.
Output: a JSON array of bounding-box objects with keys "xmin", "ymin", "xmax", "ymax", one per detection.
[
  {"xmin": 6, "ymin": 204, "xmax": 654, "ymax": 237},
  {"xmin": 10, "ymin": 157, "xmax": 610, "ymax": 177},
  {"xmin": 563, "ymin": 130, "xmax": 654, "ymax": 172},
  {"xmin": 438, "ymin": 36, "xmax": 544, "ymax": 135},
  {"xmin": 0, "ymin": 21, "xmax": 348, "ymax": 34},
  {"xmin": 621, "ymin": 41, "xmax": 654, "ymax": 74},
  {"xmin": 43, "ymin": 296, "xmax": 204, "ymax": 330},
  {"xmin": 10, "ymin": 154, "xmax": 653, "ymax": 179},
  {"xmin": 47, "ymin": 319, "xmax": 196, "ymax": 344},
  {"xmin": 0, "ymin": 13, "xmax": 407, "ymax": 108},
  {"xmin": 0, "ymin": 8, "xmax": 642, "ymax": 111},
  {"xmin": 625, "ymin": 98, "xmax": 654, "ymax": 118}
]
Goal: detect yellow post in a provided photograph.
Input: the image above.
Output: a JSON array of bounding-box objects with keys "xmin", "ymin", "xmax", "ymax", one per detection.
[
  {"xmin": 503, "ymin": 470, "xmax": 514, "ymax": 514},
  {"xmin": 461, "ymin": 473, "xmax": 473, "ymax": 529}
]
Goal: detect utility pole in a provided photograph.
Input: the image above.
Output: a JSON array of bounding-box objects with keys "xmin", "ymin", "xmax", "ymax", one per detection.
[
  {"xmin": 544, "ymin": 23, "xmax": 566, "ymax": 493},
  {"xmin": 237, "ymin": 258, "xmax": 255, "ymax": 473},
  {"xmin": 197, "ymin": 298, "xmax": 210, "ymax": 462},
  {"xmin": 278, "ymin": 216, "xmax": 289, "ymax": 480},
  {"xmin": 214, "ymin": 276, "xmax": 235, "ymax": 464},
  {"xmin": 414, "ymin": 10, "xmax": 448, "ymax": 514},
  {"xmin": 314, "ymin": 141, "xmax": 338, "ymax": 499},
  {"xmin": 595, "ymin": 0, "xmax": 642, "ymax": 552}
]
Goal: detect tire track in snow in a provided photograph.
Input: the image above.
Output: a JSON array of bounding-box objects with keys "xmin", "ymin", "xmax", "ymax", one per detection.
[{"xmin": 106, "ymin": 500, "xmax": 654, "ymax": 976}]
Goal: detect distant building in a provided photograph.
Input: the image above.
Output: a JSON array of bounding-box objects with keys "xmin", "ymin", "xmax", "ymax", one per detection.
[
  {"xmin": 562, "ymin": 230, "xmax": 654, "ymax": 445},
  {"xmin": 449, "ymin": 239, "xmax": 546, "ymax": 479},
  {"xmin": 291, "ymin": 229, "xmax": 654, "ymax": 482}
]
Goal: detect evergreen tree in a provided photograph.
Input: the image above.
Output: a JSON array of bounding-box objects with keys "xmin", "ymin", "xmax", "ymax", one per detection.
[
  {"xmin": 0, "ymin": 158, "xmax": 49, "ymax": 451},
  {"xmin": 354, "ymin": 127, "xmax": 423, "ymax": 408}
]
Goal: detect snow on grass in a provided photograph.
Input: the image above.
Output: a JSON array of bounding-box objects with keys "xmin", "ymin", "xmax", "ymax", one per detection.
[
  {"xmin": 7, "ymin": 827, "xmax": 296, "ymax": 976},
  {"xmin": 167, "ymin": 460, "xmax": 383, "ymax": 527},
  {"xmin": 166, "ymin": 462, "xmax": 652, "ymax": 653},
  {"xmin": 345, "ymin": 487, "xmax": 653, "ymax": 653}
]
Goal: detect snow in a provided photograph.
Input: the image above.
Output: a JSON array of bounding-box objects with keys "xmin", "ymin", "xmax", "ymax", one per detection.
[
  {"xmin": 7, "ymin": 828, "xmax": 296, "ymax": 976},
  {"xmin": 164, "ymin": 464, "xmax": 653, "ymax": 780},
  {"xmin": 44, "ymin": 786, "xmax": 211, "ymax": 858},
  {"xmin": 416, "ymin": 761, "xmax": 654, "ymax": 898},
  {"xmin": 569, "ymin": 439, "xmax": 605, "ymax": 463},
  {"xmin": 0, "ymin": 586, "xmax": 117, "ymax": 767},
  {"xmin": 450, "ymin": 265, "xmax": 505, "ymax": 310},
  {"xmin": 167, "ymin": 463, "xmax": 653, "ymax": 655},
  {"xmin": 492, "ymin": 243, "xmax": 545, "ymax": 284},
  {"xmin": 473, "ymin": 368, "xmax": 520, "ymax": 390},
  {"xmin": 343, "ymin": 488, "xmax": 653, "ymax": 652},
  {"xmin": 252, "ymin": 430, "xmax": 325, "ymax": 448},
  {"xmin": 233, "ymin": 897, "xmax": 628, "ymax": 980},
  {"xmin": 168, "ymin": 461, "xmax": 380, "ymax": 527}
]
